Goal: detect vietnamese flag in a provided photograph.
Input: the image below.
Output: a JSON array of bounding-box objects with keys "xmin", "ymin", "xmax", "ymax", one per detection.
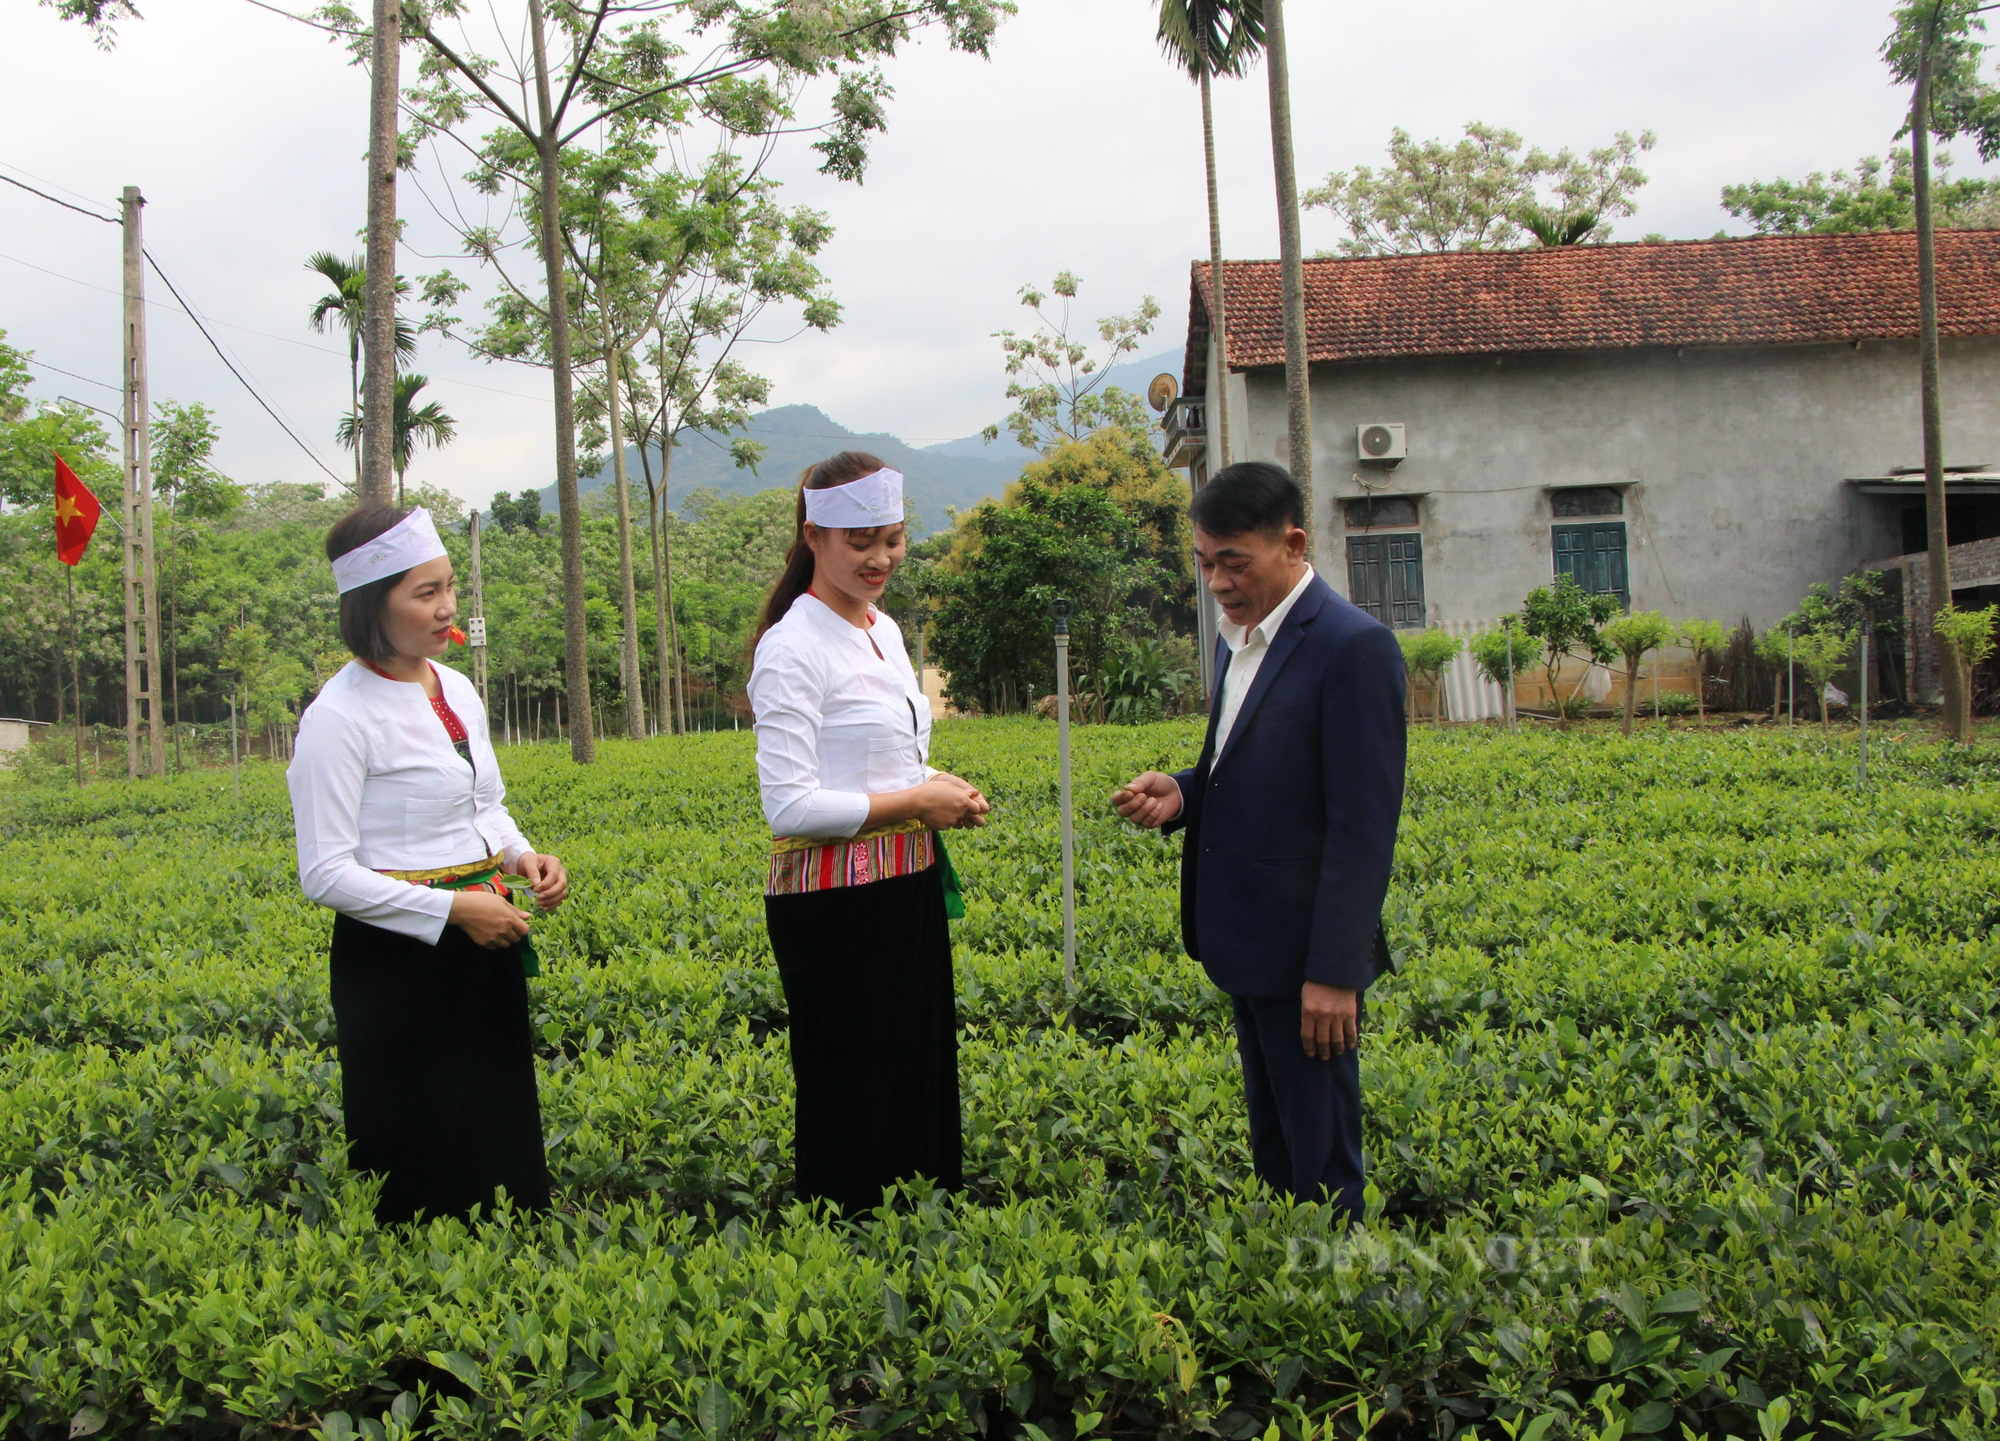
[{"xmin": 53, "ymin": 455, "xmax": 101, "ymax": 567}]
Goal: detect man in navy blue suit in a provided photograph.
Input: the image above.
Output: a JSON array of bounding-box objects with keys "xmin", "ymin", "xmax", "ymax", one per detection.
[{"xmin": 1112, "ymin": 462, "xmax": 1406, "ymax": 1221}]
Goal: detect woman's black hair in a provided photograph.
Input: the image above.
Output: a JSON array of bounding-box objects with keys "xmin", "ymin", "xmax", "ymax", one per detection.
[
  {"xmin": 327, "ymin": 502, "xmax": 414, "ymax": 665},
  {"xmin": 1189, "ymin": 461, "xmax": 1306, "ymax": 537},
  {"xmin": 754, "ymin": 450, "xmax": 892, "ymax": 644}
]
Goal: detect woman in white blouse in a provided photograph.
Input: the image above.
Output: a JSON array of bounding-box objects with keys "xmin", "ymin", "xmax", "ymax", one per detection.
[
  {"xmin": 288, "ymin": 503, "xmax": 568, "ymax": 1225},
  {"xmin": 748, "ymin": 452, "xmax": 989, "ymax": 1214}
]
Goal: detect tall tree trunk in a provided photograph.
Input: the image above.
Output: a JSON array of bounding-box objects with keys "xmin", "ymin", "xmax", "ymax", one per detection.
[
  {"xmin": 605, "ymin": 343, "xmax": 645, "ymax": 739},
  {"xmin": 361, "ymin": 0, "xmax": 400, "ymax": 508},
  {"xmin": 1913, "ymin": 38, "xmax": 1967, "ymax": 740},
  {"xmin": 528, "ymin": 0, "xmax": 596, "ymax": 764},
  {"xmin": 349, "ymin": 336, "xmax": 363, "ymax": 494},
  {"xmin": 1263, "ymin": 0, "xmax": 1313, "ymax": 558},
  {"xmin": 664, "ymin": 437, "xmax": 687, "ymax": 736},
  {"xmin": 1199, "ymin": 60, "xmax": 1233, "ymax": 469},
  {"xmin": 637, "ymin": 435, "xmax": 677, "ymax": 735}
]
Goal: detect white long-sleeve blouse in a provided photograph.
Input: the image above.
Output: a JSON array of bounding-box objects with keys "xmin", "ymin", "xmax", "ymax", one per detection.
[
  {"xmin": 287, "ymin": 660, "xmax": 533, "ymax": 943},
  {"xmin": 748, "ymin": 593, "xmax": 933, "ymax": 840}
]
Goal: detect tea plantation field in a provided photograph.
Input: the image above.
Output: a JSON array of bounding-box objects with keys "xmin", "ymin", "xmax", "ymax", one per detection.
[{"xmin": 2, "ymin": 720, "xmax": 1997, "ymax": 1441}]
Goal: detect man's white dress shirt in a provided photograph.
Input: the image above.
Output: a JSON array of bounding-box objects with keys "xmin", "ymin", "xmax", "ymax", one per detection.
[
  {"xmin": 287, "ymin": 660, "xmax": 533, "ymax": 944},
  {"xmin": 748, "ymin": 592, "xmax": 933, "ymax": 840},
  {"xmin": 1213, "ymin": 564, "xmax": 1317, "ymax": 755}
]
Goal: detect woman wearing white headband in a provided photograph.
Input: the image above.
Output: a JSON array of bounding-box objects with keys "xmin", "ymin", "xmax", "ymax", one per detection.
[
  {"xmin": 287, "ymin": 503, "xmax": 568, "ymax": 1225},
  {"xmin": 749, "ymin": 451, "xmax": 990, "ymax": 1214}
]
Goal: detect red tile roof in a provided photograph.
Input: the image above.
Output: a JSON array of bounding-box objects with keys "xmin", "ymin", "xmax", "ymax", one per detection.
[{"xmin": 1185, "ymin": 230, "xmax": 2000, "ymax": 385}]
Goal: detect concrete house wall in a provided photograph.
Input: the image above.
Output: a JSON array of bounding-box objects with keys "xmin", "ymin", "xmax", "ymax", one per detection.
[{"xmin": 1214, "ymin": 335, "xmax": 2000, "ymax": 632}]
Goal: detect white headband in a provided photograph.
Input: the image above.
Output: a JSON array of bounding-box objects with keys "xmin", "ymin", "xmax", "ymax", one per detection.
[
  {"xmin": 804, "ymin": 467, "xmax": 904, "ymax": 529},
  {"xmin": 331, "ymin": 507, "xmax": 449, "ymax": 594}
]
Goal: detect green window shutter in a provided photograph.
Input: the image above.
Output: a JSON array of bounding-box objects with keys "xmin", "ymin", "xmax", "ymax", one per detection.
[
  {"xmin": 1346, "ymin": 532, "xmax": 1426, "ymax": 628},
  {"xmin": 1551, "ymin": 522, "xmax": 1628, "ymax": 607}
]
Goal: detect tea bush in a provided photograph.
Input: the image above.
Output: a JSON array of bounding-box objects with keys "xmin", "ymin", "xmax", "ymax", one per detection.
[{"xmin": 1, "ymin": 720, "xmax": 1997, "ymax": 1440}]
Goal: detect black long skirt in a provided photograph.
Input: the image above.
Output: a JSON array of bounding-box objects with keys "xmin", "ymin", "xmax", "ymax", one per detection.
[
  {"xmin": 765, "ymin": 863, "xmax": 962, "ymax": 1215},
  {"xmin": 329, "ymin": 912, "xmax": 551, "ymax": 1225}
]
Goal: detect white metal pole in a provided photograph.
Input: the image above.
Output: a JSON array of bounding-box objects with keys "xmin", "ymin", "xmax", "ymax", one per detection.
[
  {"xmin": 1858, "ymin": 620, "xmax": 1871, "ymax": 785},
  {"xmin": 1787, "ymin": 628, "xmax": 1795, "ymax": 732},
  {"xmin": 1504, "ymin": 622, "xmax": 1516, "ymax": 732},
  {"xmin": 1054, "ymin": 604, "xmax": 1076, "ymax": 992},
  {"xmin": 228, "ymin": 692, "xmax": 240, "ymax": 801}
]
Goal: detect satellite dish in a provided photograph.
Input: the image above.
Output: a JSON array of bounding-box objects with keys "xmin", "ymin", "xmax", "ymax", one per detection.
[{"xmin": 1147, "ymin": 373, "xmax": 1179, "ymax": 413}]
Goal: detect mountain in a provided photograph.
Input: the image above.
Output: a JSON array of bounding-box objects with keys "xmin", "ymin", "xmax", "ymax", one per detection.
[{"xmin": 545, "ymin": 343, "xmax": 1186, "ymax": 537}]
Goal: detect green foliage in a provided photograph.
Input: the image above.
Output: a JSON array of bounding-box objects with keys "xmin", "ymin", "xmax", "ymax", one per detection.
[
  {"xmin": 0, "ymin": 399, "xmax": 118, "ymax": 510},
  {"xmin": 1884, "ymin": 0, "xmax": 2000, "ymax": 160},
  {"xmin": 1601, "ymin": 610, "xmax": 1675, "ymax": 734},
  {"xmin": 1792, "ymin": 630, "xmax": 1858, "ymax": 731},
  {"xmin": 218, "ymin": 621, "xmax": 311, "ymax": 733},
  {"xmin": 1305, "ymin": 123, "xmax": 1656, "ymax": 256},
  {"xmin": 0, "ymin": 327, "xmax": 31, "ymax": 423},
  {"xmin": 1521, "ymin": 575, "xmax": 1619, "ymax": 720},
  {"xmin": 1935, "ymin": 603, "xmax": 1998, "ymax": 727},
  {"xmin": 982, "ymin": 273, "xmax": 1162, "ymax": 453},
  {"xmin": 1155, "ymin": 0, "xmax": 1265, "ymax": 81},
  {"xmin": 1469, "ymin": 618, "xmax": 1536, "ymax": 719},
  {"xmin": 1721, "ymin": 148, "xmax": 2000, "ymax": 235},
  {"xmin": 487, "ymin": 490, "xmax": 544, "ymax": 533},
  {"xmin": 928, "ymin": 432, "xmax": 1194, "ymax": 715},
  {"xmin": 152, "ymin": 400, "xmax": 242, "ymax": 523},
  {"xmin": 4, "ymin": 723, "xmax": 2000, "ymax": 1438},
  {"xmin": 334, "ymin": 373, "xmax": 456, "ymax": 496},
  {"xmin": 1098, "ymin": 636, "xmax": 1196, "ymax": 724},
  {"xmin": 1397, "ymin": 627, "xmax": 1462, "ymax": 723},
  {"xmin": 1678, "ymin": 617, "xmax": 1730, "ymax": 720}
]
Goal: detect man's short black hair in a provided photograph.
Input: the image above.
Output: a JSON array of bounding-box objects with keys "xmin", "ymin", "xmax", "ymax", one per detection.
[{"xmin": 1189, "ymin": 461, "xmax": 1306, "ymax": 538}]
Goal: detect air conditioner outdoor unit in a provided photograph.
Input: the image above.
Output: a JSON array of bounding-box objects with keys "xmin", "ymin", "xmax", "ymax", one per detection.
[{"xmin": 1356, "ymin": 423, "xmax": 1406, "ymax": 463}]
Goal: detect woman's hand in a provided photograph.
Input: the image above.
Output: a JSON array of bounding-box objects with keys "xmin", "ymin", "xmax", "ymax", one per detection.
[
  {"xmin": 911, "ymin": 774, "xmax": 990, "ymax": 831},
  {"xmin": 450, "ymin": 889, "xmax": 532, "ymax": 949},
  {"xmin": 515, "ymin": 852, "xmax": 569, "ymax": 910}
]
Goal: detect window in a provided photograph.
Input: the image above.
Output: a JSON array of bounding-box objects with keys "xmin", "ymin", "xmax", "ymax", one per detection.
[
  {"xmin": 1347, "ymin": 532, "xmax": 1426, "ymax": 628},
  {"xmin": 1552, "ymin": 522, "xmax": 1629, "ymax": 606},
  {"xmin": 1551, "ymin": 486, "xmax": 1625, "ymax": 518},
  {"xmin": 1343, "ymin": 494, "xmax": 1420, "ymax": 530}
]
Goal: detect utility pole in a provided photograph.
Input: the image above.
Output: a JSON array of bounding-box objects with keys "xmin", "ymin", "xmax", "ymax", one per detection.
[
  {"xmin": 360, "ymin": 0, "xmax": 401, "ymax": 507},
  {"xmin": 1264, "ymin": 0, "xmax": 1314, "ymax": 557},
  {"xmin": 467, "ymin": 509, "xmax": 489, "ymax": 713},
  {"xmin": 121, "ymin": 186, "xmax": 165, "ymax": 779}
]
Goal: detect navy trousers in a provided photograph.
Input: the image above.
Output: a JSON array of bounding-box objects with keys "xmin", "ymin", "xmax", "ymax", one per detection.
[{"xmin": 1230, "ymin": 992, "xmax": 1366, "ymax": 1222}]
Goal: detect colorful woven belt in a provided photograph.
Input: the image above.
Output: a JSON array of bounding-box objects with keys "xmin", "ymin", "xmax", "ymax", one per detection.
[
  {"xmin": 768, "ymin": 820, "xmax": 964, "ymax": 917},
  {"xmin": 379, "ymin": 851, "xmax": 541, "ymax": 975}
]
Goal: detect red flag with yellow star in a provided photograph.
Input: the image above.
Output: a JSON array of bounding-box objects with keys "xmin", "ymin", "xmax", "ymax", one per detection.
[{"xmin": 53, "ymin": 455, "xmax": 101, "ymax": 566}]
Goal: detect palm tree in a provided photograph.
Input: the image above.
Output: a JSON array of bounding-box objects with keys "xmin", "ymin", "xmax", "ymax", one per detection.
[
  {"xmin": 337, "ymin": 374, "xmax": 457, "ymax": 505},
  {"xmin": 1156, "ymin": 0, "xmax": 1264, "ymax": 474},
  {"xmin": 306, "ymin": 251, "xmax": 418, "ymax": 492},
  {"xmin": 1261, "ymin": 0, "xmax": 1313, "ymax": 554}
]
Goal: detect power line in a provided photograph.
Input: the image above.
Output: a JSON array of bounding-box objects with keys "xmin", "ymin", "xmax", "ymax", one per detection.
[
  {"xmin": 0, "ymin": 249, "xmax": 353, "ymax": 360},
  {"xmin": 144, "ymin": 250, "xmax": 349, "ymax": 488},
  {"xmin": 26, "ymin": 357, "xmax": 120, "ymax": 392},
  {"xmin": 0, "ymin": 170, "xmax": 115, "ymax": 225}
]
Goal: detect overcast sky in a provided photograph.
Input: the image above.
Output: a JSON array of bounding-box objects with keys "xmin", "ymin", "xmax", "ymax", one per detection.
[{"xmin": 0, "ymin": 0, "xmax": 1963, "ymax": 509}]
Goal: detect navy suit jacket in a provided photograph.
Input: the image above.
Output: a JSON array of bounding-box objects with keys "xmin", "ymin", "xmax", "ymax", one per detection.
[{"xmin": 1164, "ymin": 574, "xmax": 1407, "ymax": 997}]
